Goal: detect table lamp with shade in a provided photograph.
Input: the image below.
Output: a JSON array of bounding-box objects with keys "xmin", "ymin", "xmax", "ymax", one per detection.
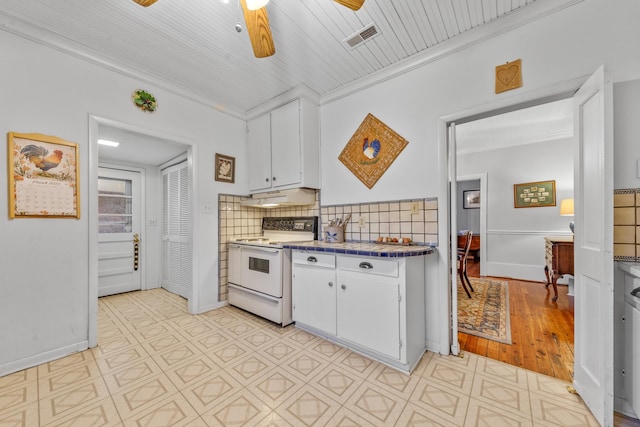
[{"xmin": 560, "ymin": 198, "xmax": 574, "ymax": 233}]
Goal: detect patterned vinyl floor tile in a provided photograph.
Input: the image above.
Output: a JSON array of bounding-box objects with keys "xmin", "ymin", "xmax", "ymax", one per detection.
[{"xmin": 0, "ymin": 289, "xmax": 618, "ymax": 427}]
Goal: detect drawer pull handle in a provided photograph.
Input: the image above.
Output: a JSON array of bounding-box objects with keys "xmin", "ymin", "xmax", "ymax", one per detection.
[
  {"xmin": 359, "ymin": 262, "xmax": 373, "ymax": 269},
  {"xmin": 631, "ymin": 287, "xmax": 640, "ymax": 297},
  {"xmin": 341, "ymin": 284, "xmax": 346, "ymax": 290},
  {"xmin": 307, "ymin": 256, "xmax": 318, "ymax": 263},
  {"xmin": 328, "ymin": 282, "xmax": 333, "ymax": 287}
]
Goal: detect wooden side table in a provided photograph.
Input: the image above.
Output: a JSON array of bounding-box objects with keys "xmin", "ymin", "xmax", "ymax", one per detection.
[{"xmin": 544, "ymin": 236, "xmax": 574, "ymax": 302}]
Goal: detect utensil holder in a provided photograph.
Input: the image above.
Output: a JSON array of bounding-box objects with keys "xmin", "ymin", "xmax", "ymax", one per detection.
[{"xmin": 325, "ymin": 226, "xmax": 344, "ymax": 243}]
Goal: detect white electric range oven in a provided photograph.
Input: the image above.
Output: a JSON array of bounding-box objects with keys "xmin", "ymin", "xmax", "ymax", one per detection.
[{"xmin": 227, "ymin": 216, "xmax": 318, "ymax": 326}]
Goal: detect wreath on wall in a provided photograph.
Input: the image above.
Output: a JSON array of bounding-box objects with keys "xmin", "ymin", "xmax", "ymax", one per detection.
[{"xmin": 131, "ymin": 89, "xmax": 157, "ymax": 113}]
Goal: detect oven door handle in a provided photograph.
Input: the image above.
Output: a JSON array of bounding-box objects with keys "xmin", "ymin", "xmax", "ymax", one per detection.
[
  {"xmin": 246, "ymin": 248, "xmax": 280, "ymax": 254},
  {"xmin": 228, "ymin": 284, "xmax": 280, "ymax": 303}
]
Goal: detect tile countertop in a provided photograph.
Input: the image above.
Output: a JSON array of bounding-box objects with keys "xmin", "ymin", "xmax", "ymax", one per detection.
[
  {"xmin": 617, "ymin": 261, "xmax": 640, "ymax": 278},
  {"xmin": 282, "ymin": 241, "xmax": 437, "ymax": 257}
]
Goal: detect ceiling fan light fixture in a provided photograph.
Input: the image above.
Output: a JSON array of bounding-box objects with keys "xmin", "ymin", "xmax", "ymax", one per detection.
[{"xmin": 246, "ymin": 0, "xmax": 269, "ymax": 10}]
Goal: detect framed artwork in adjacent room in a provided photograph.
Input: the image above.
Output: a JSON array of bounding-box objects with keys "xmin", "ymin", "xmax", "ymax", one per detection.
[
  {"xmin": 514, "ymin": 180, "xmax": 556, "ymax": 208},
  {"xmin": 215, "ymin": 153, "xmax": 235, "ymax": 183},
  {"xmin": 463, "ymin": 190, "xmax": 480, "ymax": 209}
]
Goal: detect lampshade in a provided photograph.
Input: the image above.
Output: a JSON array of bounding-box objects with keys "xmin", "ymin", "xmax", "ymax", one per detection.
[
  {"xmin": 560, "ymin": 198, "xmax": 574, "ymax": 216},
  {"xmin": 246, "ymin": 0, "xmax": 269, "ymax": 10}
]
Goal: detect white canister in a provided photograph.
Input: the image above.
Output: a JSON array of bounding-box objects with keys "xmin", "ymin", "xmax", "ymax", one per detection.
[{"xmin": 325, "ymin": 226, "xmax": 344, "ymax": 243}]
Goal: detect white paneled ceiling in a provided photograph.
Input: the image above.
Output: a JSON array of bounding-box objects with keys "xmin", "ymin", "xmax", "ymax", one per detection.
[
  {"xmin": 0, "ymin": 0, "xmax": 563, "ymax": 115},
  {"xmin": 456, "ymin": 98, "xmax": 574, "ymax": 154},
  {"xmin": 98, "ymin": 125, "xmax": 188, "ymax": 166}
]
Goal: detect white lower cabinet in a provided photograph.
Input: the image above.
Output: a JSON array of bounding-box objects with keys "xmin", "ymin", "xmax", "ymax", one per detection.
[
  {"xmin": 337, "ymin": 270, "xmax": 400, "ymax": 359},
  {"xmin": 292, "ymin": 252, "xmax": 336, "ymax": 335},
  {"xmin": 292, "ymin": 250, "xmax": 426, "ymax": 373}
]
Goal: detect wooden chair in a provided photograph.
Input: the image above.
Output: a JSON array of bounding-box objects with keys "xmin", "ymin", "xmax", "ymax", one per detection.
[{"xmin": 457, "ymin": 231, "xmax": 475, "ymax": 298}]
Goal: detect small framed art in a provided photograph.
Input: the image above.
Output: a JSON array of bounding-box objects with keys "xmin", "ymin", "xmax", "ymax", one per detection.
[
  {"xmin": 513, "ymin": 180, "xmax": 556, "ymax": 208},
  {"xmin": 215, "ymin": 153, "xmax": 235, "ymax": 183},
  {"xmin": 463, "ymin": 190, "xmax": 480, "ymax": 209}
]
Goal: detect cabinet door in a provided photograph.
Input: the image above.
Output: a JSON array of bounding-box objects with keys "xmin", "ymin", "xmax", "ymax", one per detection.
[
  {"xmin": 247, "ymin": 113, "xmax": 272, "ymax": 192},
  {"xmin": 270, "ymin": 99, "xmax": 301, "ymax": 188},
  {"xmin": 627, "ymin": 302, "xmax": 640, "ymax": 415},
  {"xmin": 292, "ymin": 265, "xmax": 336, "ymax": 335},
  {"xmin": 337, "ymin": 271, "xmax": 400, "ymax": 359}
]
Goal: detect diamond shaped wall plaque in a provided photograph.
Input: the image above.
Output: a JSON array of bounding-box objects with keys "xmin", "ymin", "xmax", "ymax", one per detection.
[{"xmin": 338, "ymin": 113, "xmax": 409, "ymax": 189}]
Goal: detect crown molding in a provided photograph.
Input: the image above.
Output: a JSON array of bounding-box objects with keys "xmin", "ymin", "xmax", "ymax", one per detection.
[{"xmin": 0, "ymin": 12, "xmax": 247, "ymax": 120}]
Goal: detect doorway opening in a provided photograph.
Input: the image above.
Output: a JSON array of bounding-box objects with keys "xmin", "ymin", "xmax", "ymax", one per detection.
[
  {"xmin": 451, "ymin": 98, "xmax": 575, "ymax": 381},
  {"xmin": 89, "ymin": 116, "xmax": 196, "ymax": 348}
]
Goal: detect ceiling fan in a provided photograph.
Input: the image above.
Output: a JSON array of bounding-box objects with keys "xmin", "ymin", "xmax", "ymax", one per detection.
[{"xmin": 132, "ymin": 0, "xmax": 365, "ymax": 58}]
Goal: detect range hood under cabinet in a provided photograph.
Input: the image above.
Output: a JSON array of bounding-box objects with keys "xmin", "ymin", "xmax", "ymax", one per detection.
[{"xmin": 240, "ymin": 188, "xmax": 316, "ymax": 208}]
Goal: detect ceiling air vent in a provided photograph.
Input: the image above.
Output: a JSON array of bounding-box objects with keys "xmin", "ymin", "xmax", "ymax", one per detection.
[{"xmin": 344, "ymin": 23, "xmax": 380, "ymax": 49}]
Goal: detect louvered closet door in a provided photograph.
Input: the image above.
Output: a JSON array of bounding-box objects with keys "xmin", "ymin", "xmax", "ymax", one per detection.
[{"xmin": 161, "ymin": 161, "xmax": 191, "ymax": 299}]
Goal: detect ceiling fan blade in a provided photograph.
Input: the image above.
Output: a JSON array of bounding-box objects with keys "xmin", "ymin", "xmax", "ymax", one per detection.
[
  {"xmin": 240, "ymin": 0, "xmax": 275, "ymax": 58},
  {"xmin": 334, "ymin": 0, "xmax": 365, "ymax": 11},
  {"xmin": 132, "ymin": 0, "xmax": 158, "ymax": 6}
]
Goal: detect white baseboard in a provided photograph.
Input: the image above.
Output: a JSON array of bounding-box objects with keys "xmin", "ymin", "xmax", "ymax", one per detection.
[
  {"xmin": 0, "ymin": 341, "xmax": 89, "ymax": 377},
  {"xmin": 196, "ymin": 301, "xmax": 228, "ymax": 314},
  {"xmin": 615, "ymin": 395, "xmax": 639, "ymax": 420},
  {"xmin": 485, "ymin": 261, "xmax": 546, "ymax": 282},
  {"xmin": 426, "ymin": 339, "xmax": 445, "ymax": 355}
]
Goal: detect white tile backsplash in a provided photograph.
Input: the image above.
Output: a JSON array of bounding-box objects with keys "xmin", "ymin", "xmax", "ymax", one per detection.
[{"xmin": 217, "ymin": 192, "xmax": 438, "ymax": 303}]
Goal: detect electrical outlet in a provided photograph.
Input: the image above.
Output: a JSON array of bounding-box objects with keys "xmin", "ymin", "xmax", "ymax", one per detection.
[
  {"xmin": 410, "ymin": 202, "xmax": 419, "ymax": 215},
  {"xmin": 358, "ymin": 216, "xmax": 366, "ymax": 227},
  {"xmin": 147, "ymin": 218, "xmax": 157, "ymax": 226},
  {"xmin": 202, "ymin": 203, "xmax": 214, "ymax": 214}
]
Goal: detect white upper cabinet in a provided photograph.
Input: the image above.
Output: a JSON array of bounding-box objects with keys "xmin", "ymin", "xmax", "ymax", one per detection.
[
  {"xmin": 247, "ymin": 98, "xmax": 320, "ymax": 193},
  {"xmin": 247, "ymin": 113, "xmax": 271, "ymax": 192}
]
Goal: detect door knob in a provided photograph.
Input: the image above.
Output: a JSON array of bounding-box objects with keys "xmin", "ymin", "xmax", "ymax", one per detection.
[{"xmin": 133, "ymin": 233, "xmax": 140, "ymax": 243}]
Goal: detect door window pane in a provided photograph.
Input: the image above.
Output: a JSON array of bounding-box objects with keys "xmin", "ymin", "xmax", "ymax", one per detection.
[{"xmin": 99, "ymin": 177, "xmax": 132, "ymax": 233}]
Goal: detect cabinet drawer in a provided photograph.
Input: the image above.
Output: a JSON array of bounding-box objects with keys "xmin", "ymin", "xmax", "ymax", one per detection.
[
  {"xmin": 338, "ymin": 256, "xmax": 398, "ymax": 277},
  {"xmin": 292, "ymin": 251, "xmax": 335, "ymax": 268}
]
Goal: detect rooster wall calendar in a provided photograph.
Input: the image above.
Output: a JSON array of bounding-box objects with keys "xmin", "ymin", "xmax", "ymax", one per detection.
[
  {"xmin": 338, "ymin": 113, "xmax": 409, "ymax": 189},
  {"xmin": 8, "ymin": 132, "xmax": 80, "ymax": 218}
]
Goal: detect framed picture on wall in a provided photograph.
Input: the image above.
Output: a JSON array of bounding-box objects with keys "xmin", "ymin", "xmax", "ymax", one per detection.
[
  {"xmin": 513, "ymin": 180, "xmax": 556, "ymax": 208},
  {"xmin": 215, "ymin": 153, "xmax": 235, "ymax": 183},
  {"xmin": 8, "ymin": 132, "xmax": 80, "ymax": 218},
  {"xmin": 463, "ymin": 190, "xmax": 480, "ymax": 209}
]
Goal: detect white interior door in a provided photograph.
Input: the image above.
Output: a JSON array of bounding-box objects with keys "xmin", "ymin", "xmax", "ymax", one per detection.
[
  {"xmin": 98, "ymin": 167, "xmax": 142, "ymax": 297},
  {"xmin": 572, "ymin": 65, "xmax": 614, "ymax": 426},
  {"xmin": 161, "ymin": 161, "xmax": 191, "ymax": 299}
]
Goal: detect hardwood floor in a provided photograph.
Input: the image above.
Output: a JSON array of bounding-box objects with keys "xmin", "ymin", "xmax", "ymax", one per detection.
[
  {"xmin": 459, "ymin": 261, "xmax": 640, "ymax": 426},
  {"xmin": 458, "ymin": 260, "xmax": 575, "ymax": 382}
]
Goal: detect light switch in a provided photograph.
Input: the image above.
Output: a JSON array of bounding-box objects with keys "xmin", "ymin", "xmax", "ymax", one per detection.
[
  {"xmin": 358, "ymin": 216, "xmax": 366, "ymax": 227},
  {"xmin": 637, "ymin": 159, "xmax": 640, "ymax": 178},
  {"xmin": 410, "ymin": 202, "xmax": 419, "ymax": 215}
]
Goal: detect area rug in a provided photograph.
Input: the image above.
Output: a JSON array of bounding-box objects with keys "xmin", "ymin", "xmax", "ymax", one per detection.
[{"xmin": 458, "ymin": 277, "xmax": 512, "ymax": 344}]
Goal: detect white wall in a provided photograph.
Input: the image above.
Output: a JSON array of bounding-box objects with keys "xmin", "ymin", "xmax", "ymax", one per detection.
[
  {"xmin": 319, "ymin": 0, "xmax": 640, "ymax": 352},
  {"xmin": 0, "ymin": 31, "xmax": 247, "ymax": 374},
  {"xmin": 458, "ymin": 139, "xmax": 573, "ymax": 281},
  {"xmin": 320, "ymin": 0, "xmax": 640, "ymax": 205},
  {"xmin": 614, "ymin": 80, "xmax": 640, "ymax": 190}
]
